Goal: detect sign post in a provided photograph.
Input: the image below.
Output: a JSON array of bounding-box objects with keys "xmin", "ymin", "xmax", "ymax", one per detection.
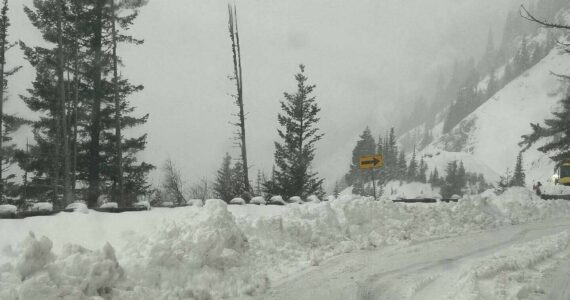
[{"xmin": 359, "ymin": 154, "xmax": 384, "ymax": 200}]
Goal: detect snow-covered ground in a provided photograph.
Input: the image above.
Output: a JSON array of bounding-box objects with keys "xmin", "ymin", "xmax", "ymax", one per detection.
[{"xmin": 2, "ymin": 188, "xmax": 570, "ymax": 299}]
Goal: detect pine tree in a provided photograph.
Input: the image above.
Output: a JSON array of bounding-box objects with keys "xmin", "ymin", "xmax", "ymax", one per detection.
[
  {"xmin": 384, "ymin": 128, "xmax": 398, "ymax": 180},
  {"xmin": 333, "ymin": 181, "xmax": 340, "ymax": 198},
  {"xmin": 430, "ymin": 167, "xmax": 441, "ymax": 187},
  {"xmin": 213, "ymin": 153, "xmax": 233, "ymax": 202},
  {"xmin": 514, "ymin": 37, "xmax": 530, "ymax": 76},
  {"xmin": 162, "ymin": 158, "xmax": 185, "ymax": 206},
  {"xmin": 406, "ymin": 147, "xmax": 417, "ymax": 181},
  {"xmin": 20, "ymin": 0, "xmax": 152, "ymax": 207},
  {"xmin": 521, "ymin": 89, "xmax": 570, "ymax": 167},
  {"xmin": 397, "ymin": 151, "xmax": 407, "ymax": 181},
  {"xmin": 346, "ymin": 127, "xmax": 375, "ymax": 186},
  {"xmin": 440, "ymin": 161, "xmax": 467, "ymax": 198},
  {"xmin": 231, "ymin": 160, "xmax": 248, "ymax": 200},
  {"xmin": 510, "ymin": 152, "xmax": 526, "ymax": 187},
  {"xmin": 255, "ymin": 170, "xmax": 265, "ymax": 197},
  {"xmin": 417, "ymin": 157, "xmax": 428, "ymax": 183},
  {"xmin": 0, "ymin": 0, "xmax": 22, "ymax": 203},
  {"xmin": 272, "ymin": 65, "xmax": 325, "ymax": 199}
]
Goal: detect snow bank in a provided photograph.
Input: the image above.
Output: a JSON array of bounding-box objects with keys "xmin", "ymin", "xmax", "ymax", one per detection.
[
  {"xmin": 250, "ymin": 196, "xmax": 266, "ymax": 205},
  {"xmin": 269, "ymin": 195, "xmax": 286, "ymax": 205},
  {"xmin": 3, "ymin": 188, "xmax": 570, "ymax": 298},
  {"xmin": 31, "ymin": 203, "xmax": 53, "ymax": 212},
  {"xmin": 230, "ymin": 198, "xmax": 246, "ymax": 205},
  {"xmin": 0, "ymin": 233, "xmax": 124, "ymax": 300},
  {"xmin": 0, "ymin": 204, "xmax": 16, "ymax": 215},
  {"xmin": 100, "ymin": 202, "xmax": 118, "ymax": 209},
  {"xmin": 65, "ymin": 202, "xmax": 88, "ymax": 213},
  {"xmin": 288, "ymin": 196, "xmax": 303, "ymax": 204},
  {"xmin": 186, "ymin": 199, "xmax": 204, "ymax": 207},
  {"xmin": 133, "ymin": 201, "xmax": 151, "ymax": 210}
]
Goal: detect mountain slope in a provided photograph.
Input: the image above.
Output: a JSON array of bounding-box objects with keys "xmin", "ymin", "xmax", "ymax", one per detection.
[{"xmin": 420, "ymin": 46, "xmax": 570, "ymax": 185}]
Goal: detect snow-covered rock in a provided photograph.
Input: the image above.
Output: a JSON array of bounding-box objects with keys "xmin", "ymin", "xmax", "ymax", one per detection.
[
  {"xmin": 269, "ymin": 195, "xmax": 286, "ymax": 205},
  {"xmin": 0, "ymin": 204, "xmax": 17, "ymax": 215},
  {"xmin": 250, "ymin": 196, "xmax": 266, "ymax": 205},
  {"xmin": 161, "ymin": 201, "xmax": 174, "ymax": 207},
  {"xmin": 31, "ymin": 202, "xmax": 53, "ymax": 212},
  {"xmin": 187, "ymin": 199, "xmax": 204, "ymax": 207},
  {"xmin": 230, "ymin": 198, "xmax": 246, "ymax": 205},
  {"xmin": 307, "ymin": 195, "xmax": 320, "ymax": 203},
  {"xmin": 65, "ymin": 202, "xmax": 88, "ymax": 213},
  {"xmin": 99, "ymin": 202, "xmax": 118, "ymax": 209},
  {"xmin": 288, "ymin": 196, "xmax": 303, "ymax": 204},
  {"xmin": 133, "ymin": 201, "xmax": 151, "ymax": 210}
]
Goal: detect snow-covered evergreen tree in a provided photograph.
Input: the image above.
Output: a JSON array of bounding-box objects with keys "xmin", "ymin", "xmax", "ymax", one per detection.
[
  {"xmin": 510, "ymin": 153, "xmax": 526, "ymax": 187},
  {"xmin": 406, "ymin": 147, "xmax": 418, "ymax": 181},
  {"xmin": 270, "ymin": 65, "xmax": 325, "ymax": 199},
  {"xmin": 346, "ymin": 127, "xmax": 375, "ymax": 186},
  {"xmin": 213, "ymin": 153, "xmax": 233, "ymax": 202}
]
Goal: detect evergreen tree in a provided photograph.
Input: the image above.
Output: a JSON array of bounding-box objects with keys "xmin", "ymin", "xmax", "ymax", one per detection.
[
  {"xmin": 213, "ymin": 153, "xmax": 233, "ymax": 202},
  {"xmin": 346, "ymin": 127, "xmax": 375, "ymax": 185},
  {"xmin": 521, "ymin": 89, "xmax": 570, "ymax": 167},
  {"xmin": 417, "ymin": 157, "xmax": 428, "ymax": 183},
  {"xmin": 406, "ymin": 147, "xmax": 417, "ymax": 181},
  {"xmin": 384, "ymin": 127, "xmax": 398, "ymax": 180},
  {"xmin": 486, "ymin": 70, "xmax": 498, "ymax": 99},
  {"xmin": 333, "ymin": 181, "xmax": 340, "ymax": 198},
  {"xmin": 397, "ymin": 151, "xmax": 407, "ymax": 181},
  {"xmin": 231, "ymin": 160, "xmax": 248, "ymax": 200},
  {"xmin": 272, "ymin": 65, "xmax": 325, "ymax": 199},
  {"xmin": 20, "ymin": 0, "xmax": 152, "ymax": 207},
  {"xmin": 514, "ymin": 37, "xmax": 530, "ymax": 75},
  {"xmin": 429, "ymin": 167, "xmax": 441, "ymax": 187},
  {"xmin": 0, "ymin": 0, "xmax": 23, "ymax": 203},
  {"xmin": 255, "ymin": 169, "xmax": 265, "ymax": 197},
  {"xmin": 441, "ymin": 161, "xmax": 467, "ymax": 198},
  {"xmin": 510, "ymin": 152, "xmax": 526, "ymax": 187}
]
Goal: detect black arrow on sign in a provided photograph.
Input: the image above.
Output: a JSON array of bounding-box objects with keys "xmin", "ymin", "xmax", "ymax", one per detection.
[{"xmin": 361, "ymin": 157, "xmax": 381, "ymax": 166}]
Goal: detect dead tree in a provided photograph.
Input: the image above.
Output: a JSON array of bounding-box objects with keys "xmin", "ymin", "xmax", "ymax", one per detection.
[{"xmin": 228, "ymin": 4, "xmax": 251, "ymax": 198}]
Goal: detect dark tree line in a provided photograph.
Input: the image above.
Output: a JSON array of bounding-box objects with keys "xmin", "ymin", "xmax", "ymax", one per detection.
[{"xmin": 0, "ymin": 0, "xmax": 153, "ymax": 208}]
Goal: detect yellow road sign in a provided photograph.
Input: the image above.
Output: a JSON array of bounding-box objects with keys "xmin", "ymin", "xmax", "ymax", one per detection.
[{"xmin": 359, "ymin": 155, "xmax": 383, "ymax": 170}]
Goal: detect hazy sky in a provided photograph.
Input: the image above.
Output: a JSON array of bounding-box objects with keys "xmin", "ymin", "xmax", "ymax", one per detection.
[{"xmin": 8, "ymin": 0, "xmax": 519, "ymax": 192}]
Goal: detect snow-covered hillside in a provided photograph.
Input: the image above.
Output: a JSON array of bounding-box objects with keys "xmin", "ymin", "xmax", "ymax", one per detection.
[{"xmin": 420, "ymin": 46, "xmax": 570, "ymax": 186}]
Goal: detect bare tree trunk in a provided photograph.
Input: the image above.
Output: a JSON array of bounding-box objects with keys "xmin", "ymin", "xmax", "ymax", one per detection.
[
  {"xmin": 56, "ymin": 0, "xmax": 71, "ymax": 207},
  {"xmin": 228, "ymin": 5, "xmax": 251, "ymax": 197},
  {"xmin": 0, "ymin": 1, "xmax": 6, "ymax": 202},
  {"xmin": 88, "ymin": 0, "xmax": 105, "ymax": 208},
  {"xmin": 71, "ymin": 0, "xmax": 80, "ymax": 199},
  {"xmin": 111, "ymin": 0, "xmax": 124, "ymax": 206}
]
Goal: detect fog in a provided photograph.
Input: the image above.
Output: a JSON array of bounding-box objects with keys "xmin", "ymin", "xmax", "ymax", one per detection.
[{"xmin": 8, "ymin": 0, "xmax": 518, "ymax": 191}]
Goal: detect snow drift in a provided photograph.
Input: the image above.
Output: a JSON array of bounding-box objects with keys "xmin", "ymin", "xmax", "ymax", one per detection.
[{"xmin": 2, "ymin": 189, "xmax": 570, "ymax": 299}]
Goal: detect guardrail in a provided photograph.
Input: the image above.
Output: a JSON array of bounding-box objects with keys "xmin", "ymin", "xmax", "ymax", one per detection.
[
  {"xmin": 392, "ymin": 198, "xmax": 459, "ymax": 203},
  {"xmin": 541, "ymin": 194, "xmax": 570, "ymax": 200}
]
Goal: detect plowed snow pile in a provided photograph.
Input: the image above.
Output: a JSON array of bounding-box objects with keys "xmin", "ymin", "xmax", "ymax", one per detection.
[{"xmin": 2, "ymin": 187, "xmax": 570, "ymax": 299}]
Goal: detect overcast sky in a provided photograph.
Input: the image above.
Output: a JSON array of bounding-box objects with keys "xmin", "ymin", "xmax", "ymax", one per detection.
[{"xmin": 7, "ymin": 0, "xmax": 519, "ymax": 192}]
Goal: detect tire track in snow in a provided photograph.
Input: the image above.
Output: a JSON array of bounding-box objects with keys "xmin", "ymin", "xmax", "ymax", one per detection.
[{"xmin": 258, "ymin": 218, "xmax": 570, "ymax": 300}]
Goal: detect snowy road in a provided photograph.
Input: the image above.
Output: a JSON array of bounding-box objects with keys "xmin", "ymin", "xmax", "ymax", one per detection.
[{"xmin": 260, "ymin": 218, "xmax": 570, "ymax": 300}]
